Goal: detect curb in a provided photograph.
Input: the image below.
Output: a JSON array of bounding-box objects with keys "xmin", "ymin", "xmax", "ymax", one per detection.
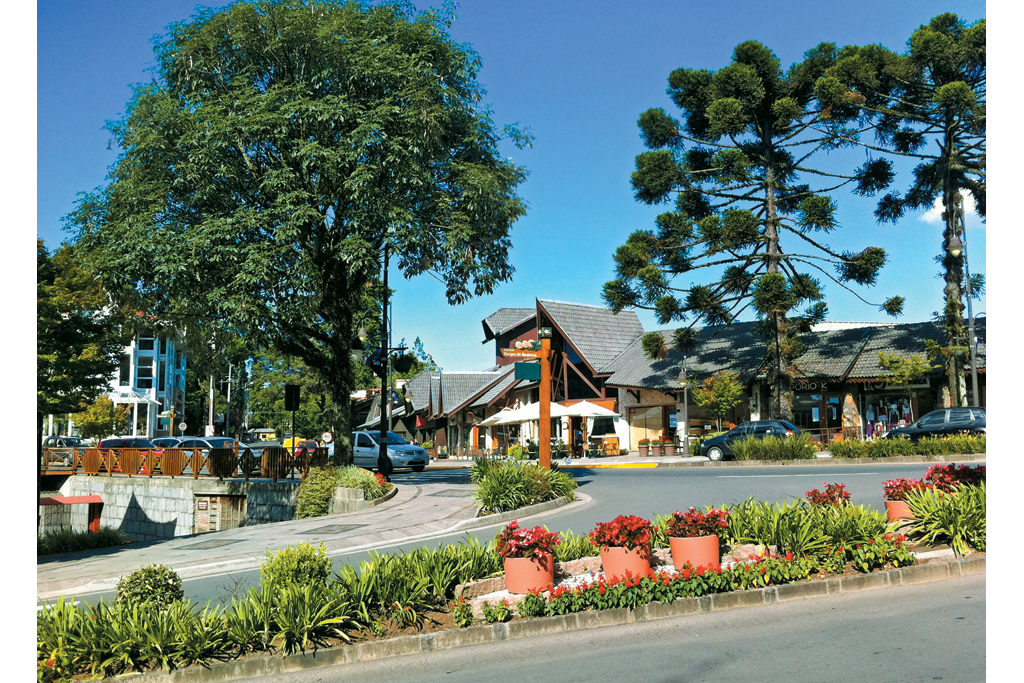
[
  {"xmin": 650, "ymin": 453, "xmax": 986, "ymax": 468},
  {"xmin": 107, "ymin": 554, "xmax": 984, "ymax": 683}
]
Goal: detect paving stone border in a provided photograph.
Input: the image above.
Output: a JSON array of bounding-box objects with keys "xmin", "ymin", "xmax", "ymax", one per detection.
[{"xmin": 110, "ymin": 554, "xmax": 984, "ymax": 683}]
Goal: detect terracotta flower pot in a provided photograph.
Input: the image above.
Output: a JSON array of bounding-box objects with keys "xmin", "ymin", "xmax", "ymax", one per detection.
[
  {"xmin": 664, "ymin": 444, "xmax": 676, "ymax": 457},
  {"xmin": 885, "ymin": 500, "xmax": 913, "ymax": 522},
  {"xmin": 669, "ymin": 535, "xmax": 720, "ymax": 570},
  {"xmin": 504, "ymin": 554, "xmax": 555, "ymax": 594},
  {"xmin": 638, "ymin": 446, "xmax": 649, "ymax": 457},
  {"xmin": 600, "ymin": 544, "xmax": 651, "ymax": 581},
  {"xmin": 651, "ymin": 446, "xmax": 663, "ymax": 457}
]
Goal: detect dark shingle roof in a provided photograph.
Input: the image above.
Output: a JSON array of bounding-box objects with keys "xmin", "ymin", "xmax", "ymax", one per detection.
[
  {"xmin": 603, "ymin": 322, "xmax": 768, "ymax": 390},
  {"xmin": 482, "ymin": 308, "xmax": 536, "ymax": 342},
  {"xmin": 470, "ymin": 364, "xmax": 520, "ymax": 408},
  {"xmin": 603, "ymin": 318, "xmax": 987, "ymax": 391},
  {"xmin": 438, "ymin": 372, "xmax": 503, "ymax": 415},
  {"xmin": 538, "ymin": 300, "xmax": 645, "ymax": 372},
  {"xmin": 404, "ymin": 371, "xmax": 440, "ymax": 412}
]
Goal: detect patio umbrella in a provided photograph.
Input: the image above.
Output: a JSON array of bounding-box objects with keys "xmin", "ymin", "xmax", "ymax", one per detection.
[
  {"xmin": 493, "ymin": 402, "xmax": 574, "ymax": 424},
  {"xmin": 561, "ymin": 401, "xmax": 620, "ymax": 418},
  {"xmin": 477, "ymin": 407, "xmax": 515, "ymax": 426}
]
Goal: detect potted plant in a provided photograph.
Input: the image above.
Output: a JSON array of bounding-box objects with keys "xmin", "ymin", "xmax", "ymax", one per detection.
[
  {"xmin": 882, "ymin": 478, "xmax": 931, "ymax": 522},
  {"xmin": 589, "ymin": 515, "xmax": 653, "ymax": 580},
  {"xmin": 666, "ymin": 507, "xmax": 728, "ymax": 570},
  {"xmin": 637, "ymin": 438, "xmax": 650, "ymax": 457},
  {"xmin": 421, "ymin": 440, "xmax": 435, "ymax": 457},
  {"xmin": 650, "ymin": 439, "xmax": 664, "ymax": 457},
  {"xmin": 495, "ymin": 520, "xmax": 561, "ymax": 593},
  {"xmin": 663, "ymin": 438, "xmax": 677, "ymax": 458}
]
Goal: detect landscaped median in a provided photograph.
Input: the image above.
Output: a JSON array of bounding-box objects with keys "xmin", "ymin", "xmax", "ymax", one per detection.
[{"xmin": 36, "ymin": 466, "xmax": 985, "ymax": 682}]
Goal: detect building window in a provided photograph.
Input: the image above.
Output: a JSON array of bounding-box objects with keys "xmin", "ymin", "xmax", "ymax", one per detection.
[
  {"xmin": 119, "ymin": 354, "xmax": 131, "ymax": 386},
  {"xmin": 176, "ymin": 351, "xmax": 183, "ymax": 369},
  {"xmin": 159, "ymin": 360, "xmax": 167, "ymax": 392},
  {"xmin": 137, "ymin": 356, "xmax": 154, "ymax": 378},
  {"xmin": 160, "ymin": 337, "xmax": 168, "ymax": 355},
  {"xmin": 138, "ymin": 337, "xmax": 155, "ymax": 351},
  {"xmin": 137, "ymin": 379, "xmax": 153, "ymax": 389}
]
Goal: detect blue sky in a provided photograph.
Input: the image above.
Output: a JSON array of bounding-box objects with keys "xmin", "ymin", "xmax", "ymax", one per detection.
[{"xmin": 36, "ymin": 0, "xmax": 989, "ymax": 372}]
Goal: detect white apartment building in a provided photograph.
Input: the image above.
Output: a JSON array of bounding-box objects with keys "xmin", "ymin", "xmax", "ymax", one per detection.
[{"xmin": 108, "ymin": 332, "xmax": 188, "ymax": 439}]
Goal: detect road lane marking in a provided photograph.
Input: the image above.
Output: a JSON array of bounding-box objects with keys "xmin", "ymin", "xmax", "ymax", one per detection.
[{"xmin": 718, "ymin": 473, "xmax": 878, "ymax": 478}]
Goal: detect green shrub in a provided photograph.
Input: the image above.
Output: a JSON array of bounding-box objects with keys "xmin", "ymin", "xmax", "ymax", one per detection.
[
  {"xmin": 827, "ymin": 439, "xmax": 869, "ymax": 458},
  {"xmin": 481, "ymin": 599, "xmax": 513, "ymax": 623},
  {"xmin": 334, "ymin": 465, "xmax": 389, "ymax": 500},
  {"xmin": 295, "ymin": 467, "xmax": 338, "ymax": 519},
  {"xmin": 730, "ymin": 433, "xmax": 817, "ymax": 461},
  {"xmin": 450, "ymin": 596, "xmax": 473, "ymax": 627},
  {"xmin": 38, "ymin": 526, "xmax": 130, "ymax": 556},
  {"xmin": 508, "ymin": 445, "xmax": 526, "ymax": 460},
  {"xmin": 472, "ymin": 460, "xmax": 577, "ymax": 514},
  {"xmin": 516, "ymin": 591, "xmax": 547, "ymax": 617},
  {"xmin": 552, "ymin": 528, "xmax": 595, "ymax": 562},
  {"xmin": 905, "ymin": 482, "xmax": 986, "ymax": 556},
  {"xmin": 692, "ymin": 432, "xmax": 725, "ymax": 456},
  {"xmin": 260, "ymin": 542, "xmax": 332, "ymax": 589},
  {"xmin": 725, "ymin": 498, "xmax": 828, "ymax": 555},
  {"xmin": 115, "ymin": 564, "xmax": 184, "ymax": 612}
]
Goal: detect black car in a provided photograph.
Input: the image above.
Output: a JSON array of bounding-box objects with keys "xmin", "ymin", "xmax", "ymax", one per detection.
[
  {"xmin": 882, "ymin": 407, "xmax": 986, "ymax": 441},
  {"xmin": 699, "ymin": 420, "xmax": 800, "ymax": 461}
]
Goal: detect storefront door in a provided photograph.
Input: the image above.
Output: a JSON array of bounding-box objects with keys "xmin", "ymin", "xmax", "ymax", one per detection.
[{"xmin": 822, "ymin": 394, "xmax": 843, "ymax": 435}]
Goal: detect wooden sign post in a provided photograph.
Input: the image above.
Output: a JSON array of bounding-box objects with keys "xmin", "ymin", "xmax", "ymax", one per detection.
[{"xmin": 538, "ymin": 327, "xmax": 553, "ymax": 469}]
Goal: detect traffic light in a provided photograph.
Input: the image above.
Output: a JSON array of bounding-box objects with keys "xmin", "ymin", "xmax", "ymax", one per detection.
[{"xmin": 367, "ymin": 349, "xmax": 386, "ymax": 379}]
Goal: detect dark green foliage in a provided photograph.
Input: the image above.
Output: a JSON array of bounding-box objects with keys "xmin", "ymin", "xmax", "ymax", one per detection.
[
  {"xmin": 828, "ymin": 434, "xmax": 985, "ymax": 458},
  {"xmin": 69, "ymin": 0, "xmax": 528, "ymax": 447},
  {"xmin": 115, "ymin": 564, "xmax": 184, "ymax": 613},
  {"xmin": 729, "ymin": 433, "xmax": 817, "ymax": 461},
  {"xmin": 605, "ymin": 39, "xmax": 901, "ymax": 419},
  {"xmin": 905, "ymin": 483, "xmax": 985, "ymax": 556},
  {"xmin": 295, "ymin": 467, "xmax": 338, "ymax": 519},
  {"xmin": 38, "ymin": 526, "xmax": 130, "ymax": 556}
]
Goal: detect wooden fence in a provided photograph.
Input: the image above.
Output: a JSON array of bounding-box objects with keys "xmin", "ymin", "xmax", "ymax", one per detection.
[{"xmin": 40, "ymin": 445, "xmax": 331, "ymax": 482}]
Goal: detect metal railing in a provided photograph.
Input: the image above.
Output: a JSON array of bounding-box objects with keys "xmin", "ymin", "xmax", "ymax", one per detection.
[{"xmin": 41, "ymin": 445, "xmax": 331, "ymax": 482}]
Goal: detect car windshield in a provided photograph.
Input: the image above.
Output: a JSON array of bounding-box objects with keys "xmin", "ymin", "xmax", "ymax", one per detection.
[{"xmin": 385, "ymin": 432, "xmax": 409, "ymax": 445}]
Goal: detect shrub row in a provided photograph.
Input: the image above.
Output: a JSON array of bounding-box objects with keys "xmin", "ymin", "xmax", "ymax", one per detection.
[
  {"xmin": 730, "ymin": 433, "xmax": 818, "ymax": 460},
  {"xmin": 37, "ymin": 526, "xmax": 131, "ymax": 557},
  {"xmin": 828, "ymin": 433, "xmax": 985, "ymax": 458},
  {"xmin": 470, "ymin": 459, "xmax": 578, "ymax": 514}
]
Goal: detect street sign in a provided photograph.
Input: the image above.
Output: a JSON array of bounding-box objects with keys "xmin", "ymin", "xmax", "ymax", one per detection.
[
  {"xmin": 321, "ymin": 432, "xmax": 333, "ymax": 444},
  {"xmin": 514, "ymin": 362, "xmax": 541, "ymax": 380},
  {"xmin": 178, "ymin": 422, "xmax": 187, "ymax": 432},
  {"xmin": 502, "ymin": 348, "xmax": 541, "ymax": 359}
]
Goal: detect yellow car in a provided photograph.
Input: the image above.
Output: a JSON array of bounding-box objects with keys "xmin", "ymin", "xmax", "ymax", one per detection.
[{"xmin": 282, "ymin": 437, "xmax": 319, "ymax": 453}]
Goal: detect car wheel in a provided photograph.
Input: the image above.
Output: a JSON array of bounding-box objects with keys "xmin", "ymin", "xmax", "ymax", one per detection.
[
  {"xmin": 412, "ymin": 465, "xmax": 425, "ymax": 472},
  {"xmin": 707, "ymin": 446, "xmax": 725, "ymax": 462}
]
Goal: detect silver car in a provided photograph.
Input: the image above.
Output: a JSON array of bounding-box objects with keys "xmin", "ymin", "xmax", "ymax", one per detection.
[{"xmin": 352, "ymin": 431, "xmax": 430, "ymax": 472}]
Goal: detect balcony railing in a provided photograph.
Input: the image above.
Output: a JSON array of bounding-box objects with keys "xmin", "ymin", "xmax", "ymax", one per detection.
[{"xmin": 40, "ymin": 445, "xmax": 331, "ymax": 482}]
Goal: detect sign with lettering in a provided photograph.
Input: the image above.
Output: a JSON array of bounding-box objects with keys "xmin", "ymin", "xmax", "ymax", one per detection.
[{"xmin": 502, "ymin": 348, "xmax": 541, "ymax": 359}]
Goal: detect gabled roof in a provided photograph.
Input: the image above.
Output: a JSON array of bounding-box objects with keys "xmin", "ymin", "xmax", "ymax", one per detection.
[
  {"xmin": 537, "ymin": 299, "xmax": 645, "ymax": 373},
  {"xmin": 438, "ymin": 372, "xmax": 504, "ymax": 415},
  {"xmin": 481, "ymin": 308, "xmax": 536, "ymax": 342},
  {"xmin": 470, "ymin": 363, "xmax": 521, "ymax": 408},
  {"xmin": 603, "ymin": 322, "xmax": 768, "ymax": 390},
  {"xmin": 844, "ymin": 318, "xmax": 986, "ymax": 380},
  {"xmin": 403, "ymin": 371, "xmax": 439, "ymax": 412}
]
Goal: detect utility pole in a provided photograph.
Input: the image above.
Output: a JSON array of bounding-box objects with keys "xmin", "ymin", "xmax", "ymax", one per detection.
[
  {"xmin": 224, "ymin": 362, "xmax": 233, "ymax": 440},
  {"xmin": 208, "ymin": 373, "xmax": 215, "ymax": 437}
]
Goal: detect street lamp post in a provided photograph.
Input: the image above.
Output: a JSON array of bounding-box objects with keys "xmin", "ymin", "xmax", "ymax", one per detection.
[
  {"xmin": 677, "ymin": 358, "xmax": 690, "ymax": 455},
  {"xmin": 945, "ymin": 195, "xmax": 980, "ymax": 408}
]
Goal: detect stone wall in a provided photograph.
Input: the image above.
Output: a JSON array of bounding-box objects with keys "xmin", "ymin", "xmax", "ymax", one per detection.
[{"xmin": 62, "ymin": 476, "xmax": 300, "ymax": 542}]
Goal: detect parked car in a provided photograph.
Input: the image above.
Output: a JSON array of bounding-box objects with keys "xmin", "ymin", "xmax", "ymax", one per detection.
[
  {"xmin": 882, "ymin": 407, "xmax": 986, "ymax": 441},
  {"xmin": 352, "ymin": 431, "xmax": 430, "ymax": 472},
  {"xmin": 699, "ymin": 420, "xmax": 800, "ymax": 461},
  {"xmin": 152, "ymin": 436, "xmax": 182, "ymax": 449},
  {"xmin": 282, "ymin": 437, "xmax": 319, "ymax": 453},
  {"xmin": 42, "ymin": 435, "xmax": 91, "ymax": 449}
]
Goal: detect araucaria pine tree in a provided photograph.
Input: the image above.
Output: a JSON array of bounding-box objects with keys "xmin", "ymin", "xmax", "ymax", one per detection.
[
  {"xmin": 603, "ymin": 41, "xmax": 903, "ymax": 419},
  {"xmin": 817, "ymin": 13, "xmax": 985, "ymax": 406}
]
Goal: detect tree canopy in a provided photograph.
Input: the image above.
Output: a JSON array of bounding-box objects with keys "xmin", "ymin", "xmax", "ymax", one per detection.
[
  {"xmin": 605, "ymin": 40, "xmax": 903, "ymax": 418},
  {"xmin": 819, "ymin": 13, "xmax": 985, "ymax": 405},
  {"xmin": 37, "ymin": 240, "xmax": 127, "ymax": 420},
  {"xmin": 68, "ymin": 0, "xmax": 528, "ymax": 459}
]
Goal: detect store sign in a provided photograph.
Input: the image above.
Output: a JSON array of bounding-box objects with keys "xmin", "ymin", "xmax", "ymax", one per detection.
[
  {"xmin": 502, "ymin": 348, "xmax": 541, "ymax": 359},
  {"xmin": 793, "ymin": 380, "xmax": 832, "ymax": 392}
]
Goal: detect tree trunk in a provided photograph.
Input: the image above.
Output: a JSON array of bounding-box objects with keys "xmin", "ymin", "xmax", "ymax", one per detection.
[{"xmin": 940, "ymin": 130, "xmax": 967, "ymax": 408}]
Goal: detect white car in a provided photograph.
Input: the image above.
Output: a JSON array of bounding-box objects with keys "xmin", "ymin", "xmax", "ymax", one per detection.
[{"xmin": 352, "ymin": 431, "xmax": 430, "ymax": 472}]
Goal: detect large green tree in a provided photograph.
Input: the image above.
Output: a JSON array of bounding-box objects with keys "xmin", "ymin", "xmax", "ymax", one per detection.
[
  {"xmin": 818, "ymin": 13, "xmax": 985, "ymax": 406},
  {"xmin": 604, "ymin": 41, "xmax": 903, "ymax": 419},
  {"xmin": 69, "ymin": 0, "xmax": 528, "ymax": 463}
]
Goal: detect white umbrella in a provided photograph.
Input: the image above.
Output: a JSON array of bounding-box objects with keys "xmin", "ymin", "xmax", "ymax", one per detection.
[
  {"xmin": 493, "ymin": 402, "xmax": 574, "ymax": 424},
  {"xmin": 477, "ymin": 407, "xmax": 515, "ymax": 426},
  {"xmin": 562, "ymin": 401, "xmax": 620, "ymax": 418}
]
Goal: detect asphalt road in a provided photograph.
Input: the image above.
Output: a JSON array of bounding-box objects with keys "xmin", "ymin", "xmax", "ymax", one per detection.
[
  {"xmin": 230, "ymin": 571, "xmax": 987, "ymax": 683},
  {"xmin": 172, "ymin": 460, "xmax": 952, "ymax": 608}
]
